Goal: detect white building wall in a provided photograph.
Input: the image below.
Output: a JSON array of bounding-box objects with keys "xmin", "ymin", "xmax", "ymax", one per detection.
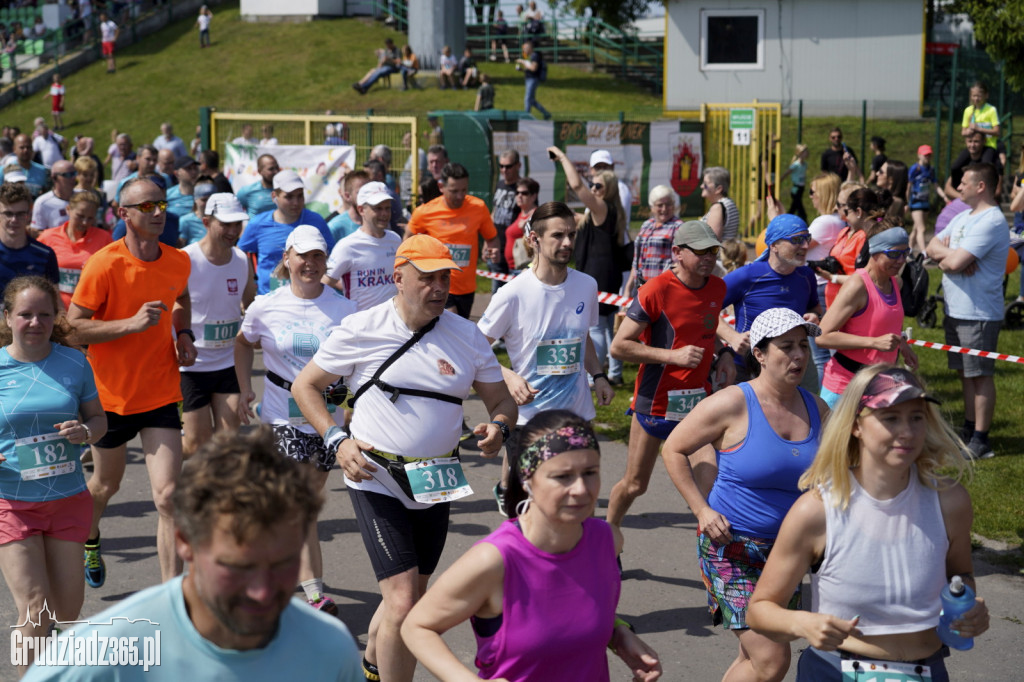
[{"xmin": 665, "ymin": 0, "xmax": 924, "ymax": 117}]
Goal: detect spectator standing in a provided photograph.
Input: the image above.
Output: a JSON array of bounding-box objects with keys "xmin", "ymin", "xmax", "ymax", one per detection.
[
  {"xmin": 153, "ymin": 123, "xmax": 188, "ymax": 162},
  {"xmin": 820, "ymin": 127, "xmax": 856, "ymax": 182},
  {"xmin": 1, "ymin": 134, "xmax": 48, "ymax": 198},
  {"xmin": 624, "ymin": 185, "xmax": 683, "ymax": 296},
  {"xmin": 701, "ymin": 166, "xmax": 739, "ymax": 241},
  {"xmin": 236, "ymin": 153, "xmax": 279, "ymax": 218},
  {"xmin": 926, "ymin": 162, "xmax": 1008, "ymax": 460},
  {"xmin": 98, "ymin": 12, "xmax": 118, "ymax": 73},
  {"xmin": 516, "ymin": 40, "xmax": 550, "ymax": 120},
  {"xmin": 503, "ymin": 176, "xmax": 538, "ymax": 272},
  {"xmin": 475, "ymin": 73, "xmax": 495, "ymax": 111},
  {"xmin": 32, "ymin": 125, "xmax": 65, "ymax": 169},
  {"xmin": 804, "ymin": 172, "xmax": 844, "ymax": 382},
  {"xmin": 961, "ymin": 81, "xmax": 1000, "ymax": 151},
  {"xmin": 908, "ymin": 145, "xmax": 943, "ymax": 256},
  {"xmin": 418, "ymin": 144, "xmax": 447, "ymax": 206},
  {"xmin": 865, "ymin": 135, "xmax": 887, "ymax": 186},
  {"xmin": 44, "ymin": 73, "xmax": 65, "ymax": 131},
  {"xmin": 196, "ymin": 5, "xmax": 212, "ymax": 48},
  {"xmin": 198, "ymin": 149, "xmax": 233, "ymax": 194},
  {"xmin": 107, "ymin": 133, "xmax": 136, "ymax": 185},
  {"xmin": 781, "ymin": 144, "xmax": 809, "ymax": 220},
  {"xmin": 157, "ymin": 149, "xmax": 177, "ymax": 186},
  {"xmin": 489, "ymin": 149, "xmax": 522, "ymax": 282}
]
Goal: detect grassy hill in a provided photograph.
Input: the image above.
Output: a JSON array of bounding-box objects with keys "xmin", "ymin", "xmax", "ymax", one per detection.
[{"xmin": 0, "ymin": 2, "xmax": 661, "ymax": 147}]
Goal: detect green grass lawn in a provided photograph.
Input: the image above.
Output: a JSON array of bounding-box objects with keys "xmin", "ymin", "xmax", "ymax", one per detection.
[{"xmin": 3, "ymin": 1, "xmax": 1018, "ymax": 550}]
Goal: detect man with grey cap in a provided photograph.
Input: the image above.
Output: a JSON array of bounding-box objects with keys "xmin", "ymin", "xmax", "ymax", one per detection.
[
  {"xmin": 718, "ymin": 213, "xmax": 821, "ymax": 387},
  {"xmin": 324, "ymin": 180, "xmax": 401, "ymax": 311},
  {"xmin": 180, "ymin": 193, "xmax": 255, "ymax": 456},
  {"xmin": 238, "ymin": 168, "xmax": 334, "ymax": 294},
  {"xmin": 606, "ymin": 219, "xmax": 730, "ymax": 531},
  {"xmin": 291, "ymin": 233, "xmax": 516, "ymax": 682}
]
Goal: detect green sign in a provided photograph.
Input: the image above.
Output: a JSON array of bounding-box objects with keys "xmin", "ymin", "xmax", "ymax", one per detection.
[{"xmin": 729, "ymin": 109, "xmax": 755, "ymax": 130}]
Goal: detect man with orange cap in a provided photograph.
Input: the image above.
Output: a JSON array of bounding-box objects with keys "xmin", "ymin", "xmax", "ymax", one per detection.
[{"xmin": 292, "ymin": 234, "xmax": 516, "ymax": 682}]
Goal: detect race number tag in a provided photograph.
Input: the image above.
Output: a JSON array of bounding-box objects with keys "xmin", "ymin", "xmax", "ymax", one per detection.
[
  {"xmin": 841, "ymin": 659, "xmax": 931, "ymax": 682},
  {"xmin": 448, "ymin": 244, "xmax": 472, "ymax": 267},
  {"xmin": 57, "ymin": 268, "xmax": 81, "ymax": 295},
  {"xmin": 535, "ymin": 337, "xmax": 582, "ymax": 376},
  {"xmin": 199, "ymin": 319, "xmax": 241, "ymax": 349},
  {"xmin": 287, "ymin": 396, "xmax": 336, "ymax": 425},
  {"xmin": 404, "ymin": 457, "xmax": 472, "ymax": 503},
  {"xmin": 14, "ymin": 432, "xmax": 76, "ymax": 481},
  {"xmin": 664, "ymin": 388, "xmax": 706, "ymax": 421}
]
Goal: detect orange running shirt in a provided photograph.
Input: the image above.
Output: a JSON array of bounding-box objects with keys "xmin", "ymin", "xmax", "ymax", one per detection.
[
  {"xmin": 37, "ymin": 223, "xmax": 113, "ymax": 309},
  {"xmin": 407, "ymin": 194, "xmax": 496, "ymax": 295},
  {"xmin": 71, "ymin": 240, "xmax": 191, "ymax": 415}
]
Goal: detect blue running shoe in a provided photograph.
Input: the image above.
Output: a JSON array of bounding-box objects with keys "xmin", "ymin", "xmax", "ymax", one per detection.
[{"xmin": 84, "ymin": 542, "xmax": 105, "ymax": 588}]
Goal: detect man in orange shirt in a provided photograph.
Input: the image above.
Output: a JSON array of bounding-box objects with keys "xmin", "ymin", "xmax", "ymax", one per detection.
[
  {"xmin": 68, "ymin": 177, "xmax": 196, "ymax": 588},
  {"xmin": 405, "ymin": 162, "xmax": 499, "ymax": 318}
]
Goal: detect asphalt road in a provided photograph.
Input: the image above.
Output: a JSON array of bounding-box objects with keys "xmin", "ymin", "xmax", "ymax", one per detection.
[{"xmin": 2, "ymin": 338, "xmax": 1021, "ymax": 680}]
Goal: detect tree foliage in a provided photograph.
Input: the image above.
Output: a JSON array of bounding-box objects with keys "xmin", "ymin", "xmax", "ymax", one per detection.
[
  {"xmin": 949, "ymin": 0, "xmax": 1024, "ymax": 92},
  {"xmin": 553, "ymin": 0, "xmax": 654, "ymax": 30}
]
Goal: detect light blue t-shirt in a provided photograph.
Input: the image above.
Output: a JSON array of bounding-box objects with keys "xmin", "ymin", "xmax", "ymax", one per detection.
[
  {"xmin": 238, "ymin": 209, "xmax": 334, "ymax": 294},
  {"xmin": 23, "ymin": 576, "xmax": 363, "ymax": 681},
  {"xmin": 165, "ymin": 185, "xmax": 195, "ymax": 218},
  {"xmin": 178, "ymin": 213, "xmax": 207, "ymax": 245},
  {"xmin": 327, "ymin": 212, "xmax": 360, "ymax": 242},
  {"xmin": 0, "ymin": 161, "xmax": 49, "ymax": 197},
  {"xmin": 942, "ymin": 206, "xmax": 1009, "ymax": 321},
  {"xmin": 0, "ymin": 344, "xmax": 97, "ymax": 502},
  {"xmin": 237, "ymin": 181, "xmax": 275, "ymax": 218}
]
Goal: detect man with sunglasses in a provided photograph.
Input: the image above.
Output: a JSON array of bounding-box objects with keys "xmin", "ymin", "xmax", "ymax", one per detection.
[
  {"xmin": 29, "ymin": 159, "xmax": 76, "ymax": 234},
  {"xmin": 488, "ymin": 150, "xmax": 522, "ymax": 286},
  {"xmin": 718, "ymin": 214, "xmax": 822, "ymax": 386},
  {"xmin": 68, "ymin": 177, "xmax": 196, "ymax": 588},
  {"xmin": 0, "ymin": 182, "xmax": 59, "ymax": 294},
  {"xmin": 820, "ymin": 127, "xmax": 856, "ymax": 182},
  {"xmin": 606, "ymin": 220, "xmax": 728, "ymax": 533}
]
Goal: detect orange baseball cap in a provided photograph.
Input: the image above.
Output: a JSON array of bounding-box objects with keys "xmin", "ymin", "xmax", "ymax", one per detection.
[{"xmin": 394, "ymin": 234, "xmax": 462, "ymax": 272}]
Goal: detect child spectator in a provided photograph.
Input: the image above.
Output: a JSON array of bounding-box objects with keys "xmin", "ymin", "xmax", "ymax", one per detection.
[
  {"xmin": 908, "ymin": 145, "xmax": 942, "ymax": 256},
  {"xmin": 438, "ymin": 45, "xmax": 457, "ymax": 90},
  {"xmin": 781, "ymin": 143, "xmax": 808, "ymax": 220},
  {"xmin": 474, "ymin": 73, "xmax": 494, "ymax": 111},
  {"xmin": 196, "ymin": 5, "xmax": 212, "ymax": 48},
  {"xmin": 459, "ymin": 47, "xmax": 479, "ymax": 89},
  {"xmin": 44, "ymin": 73, "xmax": 65, "ymax": 131}
]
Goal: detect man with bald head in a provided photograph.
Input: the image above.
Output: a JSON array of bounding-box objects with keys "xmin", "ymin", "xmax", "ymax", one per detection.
[
  {"xmin": 153, "ymin": 122, "xmax": 188, "ymax": 160},
  {"xmin": 236, "ymin": 153, "xmax": 280, "ymax": 218},
  {"xmin": 31, "ymin": 159, "xmax": 77, "ymax": 233},
  {"xmin": 0, "ymin": 133, "xmax": 49, "ymax": 197},
  {"xmin": 157, "ymin": 148, "xmax": 178, "ymax": 187}
]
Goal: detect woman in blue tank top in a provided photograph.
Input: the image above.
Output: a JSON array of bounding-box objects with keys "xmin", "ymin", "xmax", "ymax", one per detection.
[{"xmin": 662, "ymin": 308, "xmax": 829, "ymax": 682}]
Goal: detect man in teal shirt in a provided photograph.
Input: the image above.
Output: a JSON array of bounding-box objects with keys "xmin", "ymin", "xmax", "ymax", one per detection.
[{"xmin": 236, "ymin": 154, "xmax": 279, "ymax": 218}]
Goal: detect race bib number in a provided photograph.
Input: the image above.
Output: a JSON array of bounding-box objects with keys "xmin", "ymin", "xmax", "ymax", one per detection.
[
  {"xmin": 448, "ymin": 244, "xmax": 472, "ymax": 267},
  {"xmin": 535, "ymin": 337, "xmax": 582, "ymax": 376},
  {"xmin": 404, "ymin": 457, "xmax": 473, "ymax": 503},
  {"xmin": 198, "ymin": 319, "xmax": 241, "ymax": 349},
  {"xmin": 664, "ymin": 388, "xmax": 706, "ymax": 421},
  {"xmin": 58, "ymin": 268, "xmax": 80, "ymax": 295},
  {"xmin": 287, "ymin": 396, "xmax": 335, "ymax": 425},
  {"xmin": 14, "ymin": 432, "xmax": 76, "ymax": 481},
  {"xmin": 841, "ymin": 658, "xmax": 931, "ymax": 682}
]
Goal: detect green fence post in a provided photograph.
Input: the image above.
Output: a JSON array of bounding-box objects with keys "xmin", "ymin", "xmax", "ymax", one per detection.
[
  {"xmin": 797, "ymin": 100, "xmax": 803, "ymax": 144},
  {"xmin": 199, "ymin": 107, "xmax": 212, "ymax": 152},
  {"xmin": 553, "ymin": 18, "xmax": 558, "ymax": 63},
  {"xmin": 946, "ymin": 48, "xmax": 959, "ymax": 180},
  {"xmin": 860, "ymin": 100, "xmax": 867, "ymax": 167},
  {"xmin": 934, "ymin": 97, "xmax": 942, "ymax": 169}
]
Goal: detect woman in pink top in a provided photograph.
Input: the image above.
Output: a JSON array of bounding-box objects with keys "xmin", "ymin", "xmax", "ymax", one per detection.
[
  {"xmin": 816, "ymin": 227, "xmax": 918, "ymax": 408},
  {"xmin": 503, "ymin": 176, "xmax": 538, "ymax": 272},
  {"xmin": 37, "ymin": 192, "xmax": 111, "ymax": 309},
  {"xmin": 401, "ymin": 410, "xmax": 661, "ymax": 681}
]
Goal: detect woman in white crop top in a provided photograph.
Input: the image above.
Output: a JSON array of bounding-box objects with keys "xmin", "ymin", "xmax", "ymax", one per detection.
[{"xmin": 747, "ymin": 365, "xmax": 989, "ymax": 681}]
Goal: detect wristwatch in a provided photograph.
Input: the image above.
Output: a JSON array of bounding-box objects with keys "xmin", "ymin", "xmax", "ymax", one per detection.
[
  {"xmin": 177, "ymin": 328, "xmax": 196, "ymax": 342},
  {"xmin": 491, "ymin": 420, "xmax": 511, "ymax": 443}
]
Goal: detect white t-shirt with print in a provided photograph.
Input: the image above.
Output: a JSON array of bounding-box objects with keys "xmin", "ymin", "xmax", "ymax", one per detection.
[
  {"xmin": 478, "ymin": 268, "xmax": 599, "ymax": 424},
  {"xmin": 325, "ymin": 229, "xmax": 401, "ymax": 311},
  {"xmin": 240, "ymin": 286, "xmax": 356, "ymax": 433},
  {"xmin": 100, "ymin": 20, "xmax": 117, "ymax": 43},
  {"xmin": 312, "ymin": 302, "xmax": 503, "ymax": 505}
]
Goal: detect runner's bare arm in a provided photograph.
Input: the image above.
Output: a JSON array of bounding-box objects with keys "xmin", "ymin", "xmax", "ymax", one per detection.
[
  {"xmin": 612, "ymin": 315, "xmax": 705, "ymax": 368},
  {"xmin": 66, "ymin": 300, "xmax": 168, "ymax": 345},
  {"xmin": 173, "ymin": 288, "xmax": 196, "ymax": 366},
  {"xmin": 472, "ymin": 380, "xmax": 517, "ymax": 457},
  {"xmin": 584, "ymin": 335, "xmax": 614, "ymax": 405}
]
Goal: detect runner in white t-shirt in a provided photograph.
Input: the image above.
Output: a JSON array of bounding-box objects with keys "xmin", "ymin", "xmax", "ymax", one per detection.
[
  {"xmin": 324, "ymin": 181, "xmax": 400, "ymax": 311},
  {"xmin": 234, "ymin": 225, "xmax": 356, "ymax": 619},
  {"xmin": 180, "ymin": 194, "xmax": 254, "ymax": 458},
  {"xmin": 291, "ymin": 234, "xmax": 517, "ymax": 682},
  {"xmin": 477, "ymin": 201, "xmax": 614, "ymax": 514}
]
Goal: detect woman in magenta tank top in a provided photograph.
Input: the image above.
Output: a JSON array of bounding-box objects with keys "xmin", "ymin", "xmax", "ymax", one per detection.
[
  {"xmin": 817, "ymin": 227, "xmax": 919, "ymax": 408},
  {"xmin": 661, "ymin": 308, "xmax": 829, "ymax": 682},
  {"xmin": 401, "ymin": 410, "xmax": 662, "ymax": 681}
]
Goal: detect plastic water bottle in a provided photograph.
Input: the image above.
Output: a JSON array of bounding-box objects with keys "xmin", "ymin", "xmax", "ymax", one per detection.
[{"xmin": 938, "ymin": 575, "xmax": 976, "ymax": 650}]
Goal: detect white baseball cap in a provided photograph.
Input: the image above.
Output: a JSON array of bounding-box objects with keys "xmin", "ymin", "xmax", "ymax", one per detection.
[
  {"xmin": 749, "ymin": 308, "xmax": 821, "ymax": 349},
  {"xmin": 589, "ymin": 150, "xmax": 614, "ymax": 168},
  {"xmin": 357, "ymin": 181, "xmax": 392, "ymax": 207},
  {"xmin": 273, "ymin": 169, "xmax": 305, "ymax": 193},
  {"xmin": 3, "ymin": 170, "xmax": 27, "ymax": 183},
  {"xmin": 284, "ymin": 225, "xmax": 328, "ymax": 254},
  {"xmin": 204, "ymin": 193, "xmax": 248, "ymax": 222}
]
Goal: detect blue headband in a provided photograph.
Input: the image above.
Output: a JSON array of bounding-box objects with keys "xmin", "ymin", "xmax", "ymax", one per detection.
[
  {"xmin": 756, "ymin": 214, "xmax": 809, "ymax": 261},
  {"xmin": 868, "ymin": 227, "xmax": 910, "ymax": 254}
]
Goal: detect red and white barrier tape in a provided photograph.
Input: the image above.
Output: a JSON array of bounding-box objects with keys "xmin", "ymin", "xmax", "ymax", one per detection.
[{"xmin": 476, "ymin": 270, "xmax": 1022, "ymax": 365}]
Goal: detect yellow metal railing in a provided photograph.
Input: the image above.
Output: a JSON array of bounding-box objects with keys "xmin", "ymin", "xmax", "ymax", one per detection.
[
  {"xmin": 699, "ymin": 101, "xmax": 782, "ymax": 240},
  {"xmin": 209, "ymin": 111, "xmax": 419, "ymax": 204}
]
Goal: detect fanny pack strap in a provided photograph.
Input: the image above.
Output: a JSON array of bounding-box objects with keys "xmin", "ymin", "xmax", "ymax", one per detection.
[
  {"xmin": 833, "ymin": 351, "xmax": 867, "ymax": 375},
  {"xmin": 266, "ymin": 370, "xmax": 293, "ymax": 391}
]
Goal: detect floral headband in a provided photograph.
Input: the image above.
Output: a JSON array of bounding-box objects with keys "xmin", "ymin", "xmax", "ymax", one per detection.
[{"xmin": 517, "ymin": 425, "xmax": 599, "ymax": 482}]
